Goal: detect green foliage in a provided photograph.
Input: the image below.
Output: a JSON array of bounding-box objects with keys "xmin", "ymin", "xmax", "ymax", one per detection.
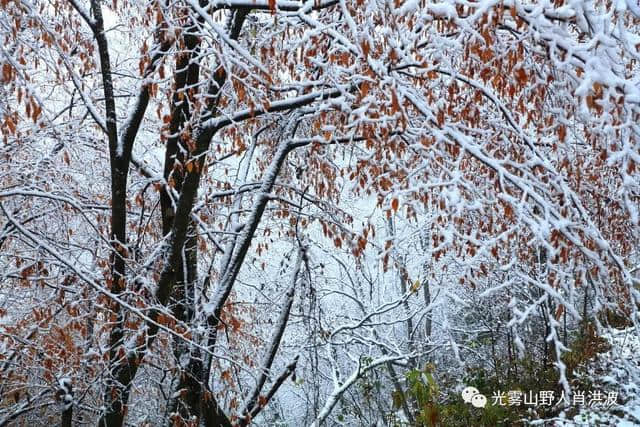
[
  {"xmin": 438, "ymin": 397, "xmax": 516, "ymax": 427},
  {"xmin": 392, "ymin": 365, "xmax": 519, "ymax": 426},
  {"xmin": 393, "ymin": 326, "xmax": 612, "ymax": 426},
  {"xmin": 392, "ymin": 364, "xmax": 440, "ymax": 426}
]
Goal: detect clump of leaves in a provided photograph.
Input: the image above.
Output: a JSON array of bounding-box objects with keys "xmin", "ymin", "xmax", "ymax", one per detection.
[
  {"xmin": 563, "ymin": 323, "xmax": 611, "ymax": 379},
  {"xmin": 391, "ymin": 364, "xmax": 440, "ymax": 426},
  {"xmin": 391, "ymin": 365, "xmax": 519, "ymax": 426},
  {"xmin": 393, "ymin": 325, "xmax": 612, "ymax": 426},
  {"xmin": 597, "ymin": 308, "xmax": 633, "ymax": 330}
]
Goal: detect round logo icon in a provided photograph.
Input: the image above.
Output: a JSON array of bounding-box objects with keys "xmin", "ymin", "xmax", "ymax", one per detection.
[
  {"xmin": 461, "ymin": 386, "xmax": 487, "ymax": 408},
  {"xmin": 471, "ymin": 393, "xmax": 487, "ymax": 408},
  {"xmin": 461, "ymin": 386, "xmax": 480, "ymax": 403}
]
